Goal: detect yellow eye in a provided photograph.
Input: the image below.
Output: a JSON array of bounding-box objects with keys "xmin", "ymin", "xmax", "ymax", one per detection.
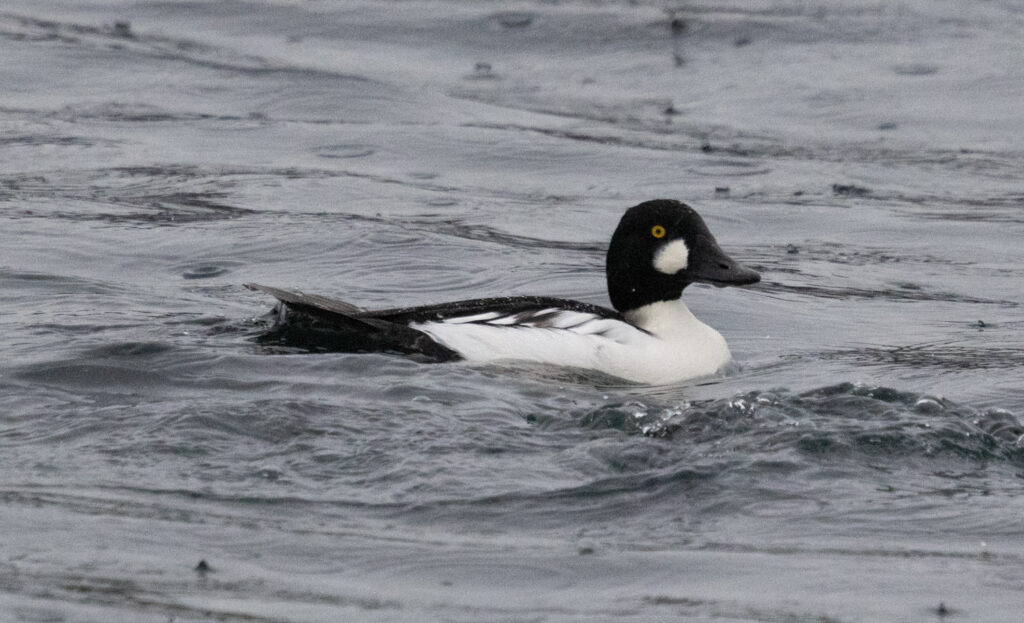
[{"xmin": 651, "ymin": 225, "xmax": 666, "ymax": 239}]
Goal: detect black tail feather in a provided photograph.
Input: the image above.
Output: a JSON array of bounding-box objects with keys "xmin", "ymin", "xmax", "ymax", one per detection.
[{"xmin": 245, "ymin": 283, "xmax": 460, "ymax": 361}]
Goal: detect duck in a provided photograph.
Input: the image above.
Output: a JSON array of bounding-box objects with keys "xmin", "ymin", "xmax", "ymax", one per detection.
[{"xmin": 246, "ymin": 199, "xmax": 760, "ymax": 384}]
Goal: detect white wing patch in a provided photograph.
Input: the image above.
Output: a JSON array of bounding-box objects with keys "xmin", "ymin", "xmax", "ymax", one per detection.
[
  {"xmin": 442, "ymin": 311, "xmax": 504, "ymax": 324},
  {"xmin": 408, "ymin": 303, "xmax": 661, "ymax": 380},
  {"xmin": 439, "ymin": 308, "xmax": 613, "ymax": 334}
]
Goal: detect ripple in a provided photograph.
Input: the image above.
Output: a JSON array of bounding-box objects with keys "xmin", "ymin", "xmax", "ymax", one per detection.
[
  {"xmin": 819, "ymin": 342, "xmax": 1024, "ymax": 371},
  {"xmin": 893, "ymin": 63, "xmax": 940, "ymax": 76},
  {"xmin": 686, "ymin": 158, "xmax": 773, "ymax": 177},
  {"xmin": 181, "ymin": 264, "xmax": 232, "ymax": 280},
  {"xmin": 565, "ymin": 383, "xmax": 1024, "ymax": 467},
  {"xmin": 316, "ymin": 144, "xmax": 376, "ymax": 159},
  {"xmin": 491, "ymin": 12, "xmax": 535, "ymax": 29},
  {"xmin": 2, "ymin": 166, "xmax": 261, "ymax": 224},
  {"xmin": 373, "ymin": 554, "xmax": 565, "ymax": 588}
]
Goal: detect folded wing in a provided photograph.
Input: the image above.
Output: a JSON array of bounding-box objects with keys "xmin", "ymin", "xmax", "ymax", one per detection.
[{"xmin": 245, "ymin": 284, "xmax": 628, "ymax": 363}]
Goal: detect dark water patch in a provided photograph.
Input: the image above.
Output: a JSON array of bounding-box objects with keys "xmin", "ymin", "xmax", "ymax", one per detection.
[
  {"xmin": 51, "ymin": 101, "xmax": 254, "ymax": 124},
  {"xmin": 365, "ymin": 381, "xmax": 1024, "ymax": 534},
  {"xmin": 18, "ymin": 320, "xmax": 157, "ymax": 339},
  {"xmin": 16, "ymin": 199, "xmax": 258, "ymax": 225},
  {"xmin": 492, "ymin": 12, "xmax": 535, "ymax": 30},
  {"xmin": 756, "ymin": 281, "xmax": 1015, "ymax": 306},
  {"xmin": 567, "ymin": 402, "xmax": 688, "ymax": 438},
  {"xmin": 744, "ymin": 238, "xmax": 1024, "ymax": 308},
  {"xmin": 459, "ymin": 119, "xmax": 747, "ymax": 158},
  {"xmin": 661, "ymin": 3, "xmax": 897, "ymax": 43},
  {"xmin": 831, "ymin": 183, "xmax": 870, "ymax": 197},
  {"xmin": 416, "ymin": 218, "xmax": 606, "ymax": 253},
  {"xmin": 464, "ymin": 61, "xmax": 499, "ymax": 81},
  {"xmin": 461, "ymin": 121, "xmax": 659, "ymax": 149},
  {"xmin": 6, "ymin": 341, "xmax": 232, "ymax": 410},
  {"xmin": 893, "ymin": 63, "xmax": 940, "ymax": 76},
  {"xmin": 0, "ymin": 484, "xmax": 348, "ymax": 523},
  {"xmin": 641, "ymin": 594, "xmax": 849, "ymax": 623},
  {"xmin": 401, "ymin": 465, "xmax": 717, "ymax": 522},
  {"xmin": 145, "ymin": 399, "xmax": 318, "ymax": 448},
  {"xmin": 687, "ymin": 158, "xmax": 772, "ymax": 178},
  {"xmin": 0, "ymin": 556, "xmax": 373, "ymax": 622},
  {"xmin": 130, "ymin": 192, "xmax": 257, "ymax": 222},
  {"xmin": 0, "ymin": 134, "xmax": 94, "ymax": 147},
  {"xmin": 763, "ymin": 242, "xmax": 967, "ymax": 269},
  {"xmin": 817, "ymin": 342, "xmax": 1024, "ymax": 372},
  {"xmin": 698, "ymin": 540, "xmax": 1022, "ymax": 565},
  {"xmin": 407, "ymin": 172, "xmax": 439, "ymax": 181},
  {"xmin": 297, "ymin": 168, "xmax": 460, "ymax": 196},
  {"xmin": 181, "ymin": 264, "xmax": 234, "ymax": 280},
  {"xmin": 566, "ymin": 383, "xmax": 1024, "ymax": 466},
  {"xmin": 460, "ymin": 112, "xmax": 1024, "ymax": 186},
  {"xmin": 912, "ymin": 197, "xmax": 1024, "ymax": 223},
  {"xmin": 13, "ymin": 362, "xmax": 169, "ymax": 395},
  {"xmin": 2, "ymin": 166, "xmax": 266, "ymax": 224},
  {"xmin": 464, "ymin": 107, "xmax": 1011, "ymax": 187},
  {"xmin": 315, "ymin": 144, "xmax": 376, "ymax": 160},
  {"xmin": 0, "ymin": 269, "xmax": 129, "ymax": 296},
  {"xmin": 82, "ymin": 341, "xmax": 176, "ymax": 359},
  {"xmin": 0, "ymin": 10, "xmax": 373, "ymax": 82}
]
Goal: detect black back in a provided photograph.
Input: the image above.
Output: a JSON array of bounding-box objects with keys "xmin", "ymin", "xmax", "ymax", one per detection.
[{"xmin": 367, "ymin": 296, "xmax": 621, "ymax": 324}]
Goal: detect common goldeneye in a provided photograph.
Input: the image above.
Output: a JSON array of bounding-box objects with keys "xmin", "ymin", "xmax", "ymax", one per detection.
[{"xmin": 246, "ymin": 199, "xmax": 760, "ymax": 384}]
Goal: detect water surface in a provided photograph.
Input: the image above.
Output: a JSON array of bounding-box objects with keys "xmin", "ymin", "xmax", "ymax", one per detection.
[{"xmin": 2, "ymin": 1, "xmax": 1023, "ymax": 621}]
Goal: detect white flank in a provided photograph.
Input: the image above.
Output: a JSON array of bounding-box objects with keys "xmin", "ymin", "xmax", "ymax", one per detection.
[
  {"xmin": 653, "ymin": 239, "xmax": 689, "ymax": 274},
  {"xmin": 411, "ymin": 300, "xmax": 731, "ymax": 384}
]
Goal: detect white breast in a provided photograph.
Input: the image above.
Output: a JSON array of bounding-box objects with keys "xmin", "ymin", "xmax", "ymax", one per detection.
[{"xmin": 410, "ymin": 300, "xmax": 731, "ymax": 384}]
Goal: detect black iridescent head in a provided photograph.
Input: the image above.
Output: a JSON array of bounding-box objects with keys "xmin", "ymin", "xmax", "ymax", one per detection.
[{"xmin": 605, "ymin": 199, "xmax": 760, "ymax": 312}]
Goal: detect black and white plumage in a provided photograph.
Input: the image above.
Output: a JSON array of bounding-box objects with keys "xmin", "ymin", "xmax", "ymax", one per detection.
[{"xmin": 246, "ymin": 199, "xmax": 760, "ymax": 384}]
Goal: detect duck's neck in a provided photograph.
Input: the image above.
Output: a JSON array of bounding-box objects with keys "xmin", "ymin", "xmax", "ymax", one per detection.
[{"xmin": 623, "ymin": 298, "xmax": 707, "ymax": 337}]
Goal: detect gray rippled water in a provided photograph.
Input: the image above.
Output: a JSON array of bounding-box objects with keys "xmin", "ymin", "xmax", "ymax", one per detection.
[{"xmin": 2, "ymin": 1, "xmax": 1024, "ymax": 621}]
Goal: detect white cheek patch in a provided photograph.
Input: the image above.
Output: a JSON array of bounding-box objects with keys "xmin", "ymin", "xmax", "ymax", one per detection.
[{"xmin": 653, "ymin": 239, "xmax": 690, "ymax": 274}]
